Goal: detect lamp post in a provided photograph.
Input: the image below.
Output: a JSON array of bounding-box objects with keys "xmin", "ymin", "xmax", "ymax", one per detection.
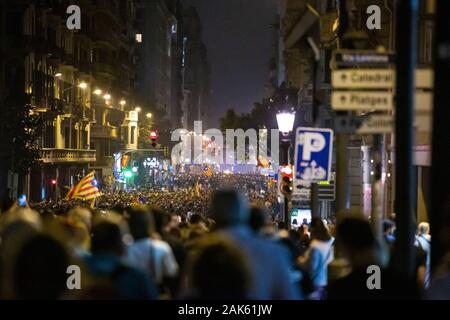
[{"xmin": 276, "ymin": 110, "xmax": 296, "ymax": 229}]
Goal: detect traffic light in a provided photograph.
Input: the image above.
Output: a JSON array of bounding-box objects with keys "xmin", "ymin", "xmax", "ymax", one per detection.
[
  {"xmin": 280, "ymin": 165, "xmax": 293, "ymax": 196},
  {"xmin": 150, "ymin": 130, "xmax": 158, "ymax": 147}
]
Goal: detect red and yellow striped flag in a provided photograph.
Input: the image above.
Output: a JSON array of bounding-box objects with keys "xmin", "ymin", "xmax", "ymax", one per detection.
[
  {"xmin": 203, "ymin": 165, "xmax": 213, "ymax": 177},
  {"xmin": 66, "ymin": 171, "xmax": 101, "ymax": 201}
]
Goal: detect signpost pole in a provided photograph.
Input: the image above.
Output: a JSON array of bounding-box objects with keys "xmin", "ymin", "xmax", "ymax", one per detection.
[
  {"xmin": 393, "ymin": 0, "xmax": 418, "ymax": 279},
  {"xmin": 430, "ymin": 0, "xmax": 450, "ymax": 271},
  {"xmin": 308, "ymin": 37, "xmax": 321, "ymax": 219}
]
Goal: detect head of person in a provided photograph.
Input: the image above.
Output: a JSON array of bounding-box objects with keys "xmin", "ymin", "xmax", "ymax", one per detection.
[
  {"xmin": 383, "ymin": 220, "xmax": 394, "ymax": 235},
  {"xmin": 248, "ymin": 206, "xmax": 268, "ymax": 233},
  {"xmin": 310, "ymin": 217, "xmax": 331, "ymax": 242},
  {"xmin": 190, "ymin": 235, "xmax": 251, "ymax": 299},
  {"xmin": 126, "ymin": 206, "xmax": 154, "ymax": 241},
  {"xmin": 417, "ymin": 222, "xmax": 430, "ymax": 236},
  {"xmin": 151, "ymin": 207, "xmax": 170, "ymax": 234},
  {"xmin": 67, "ymin": 206, "xmax": 92, "ymax": 231},
  {"xmin": 208, "ymin": 190, "xmax": 249, "ymax": 229},
  {"xmin": 336, "ymin": 215, "xmax": 381, "ymax": 267},
  {"xmin": 91, "ymin": 216, "xmax": 127, "ymax": 256},
  {"xmin": 13, "ymin": 234, "xmax": 69, "ymax": 299},
  {"xmin": 189, "ymin": 213, "xmax": 203, "ymax": 225}
]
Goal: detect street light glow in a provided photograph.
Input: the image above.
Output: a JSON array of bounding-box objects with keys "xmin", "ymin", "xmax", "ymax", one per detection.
[
  {"xmin": 276, "ymin": 111, "xmax": 296, "ymax": 134},
  {"xmin": 135, "ymin": 107, "xmax": 142, "ymax": 112},
  {"xmin": 120, "ymin": 100, "xmax": 127, "ymax": 106},
  {"xmin": 78, "ymin": 82, "xmax": 88, "ymax": 89},
  {"xmin": 94, "ymin": 89, "xmax": 102, "ymax": 96},
  {"xmin": 146, "ymin": 113, "xmax": 153, "ymax": 118},
  {"xmin": 55, "ymin": 72, "xmax": 62, "ymax": 78},
  {"xmin": 103, "ymin": 94, "xmax": 111, "ymax": 100}
]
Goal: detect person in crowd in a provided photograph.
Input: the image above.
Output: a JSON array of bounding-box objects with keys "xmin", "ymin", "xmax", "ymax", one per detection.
[
  {"xmin": 383, "ymin": 220, "xmax": 396, "ymax": 245},
  {"xmin": 84, "ymin": 215, "xmax": 158, "ymax": 299},
  {"xmin": 328, "ymin": 215, "xmax": 419, "ymax": 300},
  {"xmin": 152, "ymin": 209, "xmax": 187, "ymax": 298},
  {"xmin": 12, "ymin": 234, "xmax": 70, "ymax": 299},
  {"xmin": 298, "ymin": 223, "xmax": 311, "ymax": 251},
  {"xmin": 297, "ymin": 217, "xmax": 334, "ymax": 300},
  {"xmin": 248, "ymin": 206, "xmax": 269, "ymax": 236},
  {"xmin": 415, "ymin": 222, "xmax": 431, "ymax": 289},
  {"xmin": 208, "ymin": 189, "xmax": 302, "ymax": 299},
  {"xmin": 125, "ymin": 207, "xmax": 179, "ymax": 297},
  {"xmin": 426, "ymin": 251, "xmax": 450, "ymax": 299},
  {"xmin": 0, "ymin": 206, "xmax": 42, "ymax": 299},
  {"xmin": 186, "ymin": 235, "xmax": 251, "ymax": 299}
]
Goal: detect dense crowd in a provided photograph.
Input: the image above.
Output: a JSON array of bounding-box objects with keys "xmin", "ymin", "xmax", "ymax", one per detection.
[
  {"xmin": 0, "ymin": 174, "xmax": 448, "ymax": 300},
  {"xmin": 31, "ymin": 173, "xmax": 280, "ymax": 218}
]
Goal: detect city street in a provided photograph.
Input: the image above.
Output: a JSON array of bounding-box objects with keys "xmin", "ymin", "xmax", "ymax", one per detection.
[{"xmin": 0, "ymin": 0, "xmax": 449, "ymax": 303}]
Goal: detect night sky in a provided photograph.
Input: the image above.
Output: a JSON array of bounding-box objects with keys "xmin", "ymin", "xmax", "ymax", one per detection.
[{"xmin": 183, "ymin": 0, "xmax": 277, "ymax": 126}]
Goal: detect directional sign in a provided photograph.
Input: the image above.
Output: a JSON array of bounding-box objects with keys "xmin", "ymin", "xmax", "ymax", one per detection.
[
  {"xmin": 334, "ymin": 50, "xmax": 396, "ymax": 66},
  {"xmin": 294, "ymin": 127, "xmax": 333, "ymax": 183},
  {"xmin": 356, "ymin": 114, "xmax": 394, "ymax": 134},
  {"xmin": 332, "ymin": 69, "xmax": 434, "ymax": 89},
  {"xmin": 332, "ymin": 69, "xmax": 394, "ymax": 89},
  {"xmin": 332, "ymin": 91, "xmax": 393, "ymax": 111}
]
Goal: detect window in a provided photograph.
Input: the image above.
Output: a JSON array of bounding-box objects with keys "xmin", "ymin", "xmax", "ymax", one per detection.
[
  {"xmin": 130, "ymin": 126, "xmax": 136, "ymax": 144},
  {"xmin": 135, "ymin": 33, "xmax": 142, "ymax": 43}
]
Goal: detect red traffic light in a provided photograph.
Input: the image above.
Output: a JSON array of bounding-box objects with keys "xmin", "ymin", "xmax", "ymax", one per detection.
[
  {"xmin": 150, "ymin": 131, "xmax": 158, "ymax": 141},
  {"xmin": 280, "ymin": 165, "xmax": 293, "ymax": 178},
  {"xmin": 51, "ymin": 179, "xmax": 57, "ymax": 185}
]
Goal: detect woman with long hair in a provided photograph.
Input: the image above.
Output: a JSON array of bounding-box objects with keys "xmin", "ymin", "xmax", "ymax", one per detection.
[{"xmin": 298, "ymin": 218, "xmax": 334, "ymax": 300}]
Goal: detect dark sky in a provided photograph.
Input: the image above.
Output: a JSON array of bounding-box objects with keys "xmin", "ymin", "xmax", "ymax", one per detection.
[{"xmin": 183, "ymin": 0, "xmax": 277, "ymax": 126}]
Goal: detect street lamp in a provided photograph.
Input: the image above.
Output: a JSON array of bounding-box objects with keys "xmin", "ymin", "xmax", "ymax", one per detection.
[
  {"xmin": 55, "ymin": 72, "xmax": 62, "ymax": 78},
  {"xmin": 94, "ymin": 89, "xmax": 102, "ymax": 96},
  {"xmin": 135, "ymin": 107, "xmax": 142, "ymax": 113},
  {"xmin": 120, "ymin": 100, "xmax": 127, "ymax": 107},
  {"xmin": 103, "ymin": 94, "xmax": 111, "ymax": 100},
  {"xmin": 146, "ymin": 113, "xmax": 153, "ymax": 119},
  {"xmin": 276, "ymin": 111, "xmax": 296, "ymax": 135},
  {"xmin": 78, "ymin": 82, "xmax": 88, "ymax": 89},
  {"xmin": 276, "ymin": 109, "xmax": 296, "ymax": 230}
]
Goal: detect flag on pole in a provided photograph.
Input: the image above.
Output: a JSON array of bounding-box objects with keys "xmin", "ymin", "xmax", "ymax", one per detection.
[
  {"xmin": 257, "ymin": 155, "xmax": 270, "ymax": 168},
  {"xmin": 66, "ymin": 171, "xmax": 101, "ymax": 201},
  {"xmin": 203, "ymin": 165, "xmax": 213, "ymax": 177},
  {"xmin": 195, "ymin": 181, "xmax": 202, "ymax": 196}
]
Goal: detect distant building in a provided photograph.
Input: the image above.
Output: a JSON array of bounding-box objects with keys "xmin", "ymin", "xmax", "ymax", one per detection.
[
  {"xmin": 181, "ymin": 6, "xmax": 211, "ymax": 130},
  {"xmin": 0, "ymin": 0, "xmax": 138, "ymax": 201}
]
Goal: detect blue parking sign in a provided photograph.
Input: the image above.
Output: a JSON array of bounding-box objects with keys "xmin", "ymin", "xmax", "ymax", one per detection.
[{"xmin": 294, "ymin": 127, "xmax": 333, "ymax": 182}]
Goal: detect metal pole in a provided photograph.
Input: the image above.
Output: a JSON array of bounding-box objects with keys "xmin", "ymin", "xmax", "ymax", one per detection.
[
  {"xmin": 430, "ymin": 0, "xmax": 450, "ymax": 271},
  {"xmin": 335, "ymin": 133, "xmax": 349, "ymax": 224},
  {"xmin": 308, "ymin": 37, "xmax": 321, "ymax": 219},
  {"xmin": 393, "ymin": 0, "xmax": 418, "ymax": 278},
  {"xmin": 280, "ymin": 139, "xmax": 291, "ymax": 229}
]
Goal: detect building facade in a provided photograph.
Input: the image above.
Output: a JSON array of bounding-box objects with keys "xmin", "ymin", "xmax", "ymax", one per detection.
[
  {"xmin": 277, "ymin": 0, "xmax": 435, "ymax": 219},
  {"xmin": 0, "ymin": 0, "xmax": 139, "ymax": 202}
]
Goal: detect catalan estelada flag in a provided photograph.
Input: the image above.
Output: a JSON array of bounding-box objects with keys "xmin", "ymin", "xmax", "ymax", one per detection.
[
  {"xmin": 66, "ymin": 171, "xmax": 101, "ymax": 201},
  {"xmin": 203, "ymin": 165, "xmax": 213, "ymax": 177}
]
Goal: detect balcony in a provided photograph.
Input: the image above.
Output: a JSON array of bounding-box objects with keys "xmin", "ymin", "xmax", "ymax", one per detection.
[
  {"xmin": 41, "ymin": 149, "xmax": 97, "ymax": 164},
  {"xmin": 91, "ymin": 125, "xmax": 119, "ymax": 140}
]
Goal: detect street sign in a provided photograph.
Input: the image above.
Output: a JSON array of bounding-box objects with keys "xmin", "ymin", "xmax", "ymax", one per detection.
[
  {"xmin": 356, "ymin": 114, "xmax": 394, "ymax": 134},
  {"xmin": 317, "ymin": 181, "xmax": 335, "ymax": 201},
  {"xmin": 294, "ymin": 127, "xmax": 333, "ymax": 183},
  {"xmin": 332, "ymin": 91, "xmax": 394, "ymax": 111},
  {"xmin": 332, "ymin": 69, "xmax": 433, "ymax": 89},
  {"xmin": 334, "ymin": 50, "xmax": 396, "ymax": 66},
  {"xmin": 332, "ymin": 69, "xmax": 394, "ymax": 89}
]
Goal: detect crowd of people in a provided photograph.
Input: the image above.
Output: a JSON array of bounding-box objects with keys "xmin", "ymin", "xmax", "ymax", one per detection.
[{"xmin": 0, "ymin": 173, "xmax": 448, "ymax": 300}]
